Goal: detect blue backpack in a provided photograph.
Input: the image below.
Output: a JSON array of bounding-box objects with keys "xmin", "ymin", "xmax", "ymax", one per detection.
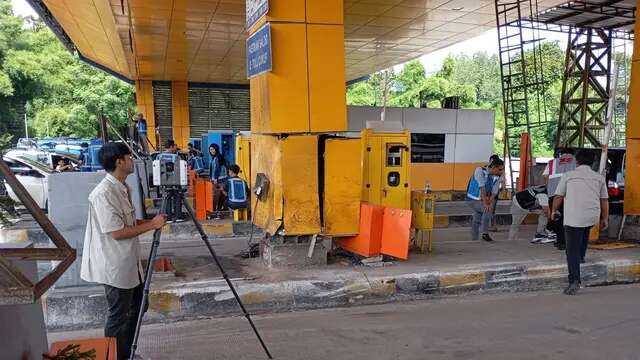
[
  {"xmin": 227, "ymin": 177, "xmax": 248, "ymax": 209},
  {"xmin": 190, "ymin": 156, "xmax": 204, "ymax": 174}
]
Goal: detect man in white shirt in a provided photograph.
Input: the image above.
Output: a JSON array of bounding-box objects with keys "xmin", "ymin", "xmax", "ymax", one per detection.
[
  {"xmin": 81, "ymin": 142, "xmax": 166, "ymax": 360},
  {"xmin": 552, "ymin": 151, "xmax": 608, "ymax": 296}
]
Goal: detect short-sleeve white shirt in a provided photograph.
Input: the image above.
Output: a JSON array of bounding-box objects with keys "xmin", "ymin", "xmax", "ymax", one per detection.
[
  {"xmin": 554, "ymin": 165, "xmax": 608, "ymax": 228},
  {"xmin": 80, "ymin": 173, "xmax": 143, "ymax": 289}
]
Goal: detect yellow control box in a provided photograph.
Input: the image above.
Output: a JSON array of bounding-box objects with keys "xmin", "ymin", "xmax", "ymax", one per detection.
[
  {"xmin": 361, "ymin": 129, "xmax": 411, "ymax": 209},
  {"xmin": 411, "ymin": 191, "xmax": 435, "ymax": 230}
]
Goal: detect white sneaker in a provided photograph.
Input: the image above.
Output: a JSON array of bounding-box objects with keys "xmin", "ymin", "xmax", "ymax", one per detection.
[
  {"xmin": 531, "ymin": 233, "xmax": 546, "ymax": 243},
  {"xmin": 540, "ymin": 236, "xmax": 556, "ymax": 244}
]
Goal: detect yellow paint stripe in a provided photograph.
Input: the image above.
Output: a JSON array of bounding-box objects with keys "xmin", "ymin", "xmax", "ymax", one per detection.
[{"xmin": 440, "ymin": 271, "xmax": 485, "ymax": 288}]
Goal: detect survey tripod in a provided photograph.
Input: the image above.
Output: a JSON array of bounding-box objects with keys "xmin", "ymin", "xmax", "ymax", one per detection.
[{"xmin": 130, "ymin": 186, "xmax": 273, "ymax": 359}]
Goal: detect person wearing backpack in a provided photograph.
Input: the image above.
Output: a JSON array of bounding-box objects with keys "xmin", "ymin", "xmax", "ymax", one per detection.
[
  {"xmin": 222, "ymin": 164, "xmax": 249, "ymax": 211},
  {"xmin": 509, "ymin": 185, "xmax": 551, "ymax": 242}
]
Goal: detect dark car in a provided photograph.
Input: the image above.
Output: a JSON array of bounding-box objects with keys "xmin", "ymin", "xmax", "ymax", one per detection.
[{"xmin": 569, "ymin": 147, "xmax": 625, "ymax": 215}]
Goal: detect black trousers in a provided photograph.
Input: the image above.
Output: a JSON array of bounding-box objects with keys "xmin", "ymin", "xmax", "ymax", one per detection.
[
  {"xmin": 547, "ymin": 196, "xmax": 565, "ymax": 247},
  {"xmin": 564, "ymin": 225, "xmax": 591, "ymax": 284},
  {"xmin": 104, "ymin": 283, "xmax": 143, "ymax": 360}
]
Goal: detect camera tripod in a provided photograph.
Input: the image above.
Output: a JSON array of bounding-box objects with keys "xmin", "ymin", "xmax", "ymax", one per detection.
[{"xmin": 130, "ymin": 186, "xmax": 272, "ymax": 359}]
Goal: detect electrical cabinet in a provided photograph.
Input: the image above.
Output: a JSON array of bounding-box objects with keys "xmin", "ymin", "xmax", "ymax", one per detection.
[{"xmin": 361, "ymin": 129, "xmax": 411, "ymax": 209}]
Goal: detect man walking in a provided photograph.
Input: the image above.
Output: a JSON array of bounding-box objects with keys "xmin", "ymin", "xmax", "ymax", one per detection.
[
  {"xmin": 508, "ymin": 185, "xmax": 551, "ymax": 242},
  {"xmin": 80, "ymin": 142, "xmax": 166, "ymax": 359},
  {"xmin": 466, "ymin": 158, "xmax": 504, "ymax": 242},
  {"xmin": 552, "ymin": 151, "xmax": 608, "ymax": 295}
]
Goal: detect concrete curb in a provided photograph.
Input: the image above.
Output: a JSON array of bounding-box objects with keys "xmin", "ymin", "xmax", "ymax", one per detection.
[{"xmin": 44, "ymin": 257, "xmax": 640, "ymax": 331}]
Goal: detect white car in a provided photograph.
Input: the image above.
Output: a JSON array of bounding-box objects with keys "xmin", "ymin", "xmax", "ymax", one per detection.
[
  {"xmin": 4, "ymin": 149, "xmax": 79, "ymax": 171},
  {"xmin": 3, "ymin": 155, "xmax": 53, "ymax": 210}
]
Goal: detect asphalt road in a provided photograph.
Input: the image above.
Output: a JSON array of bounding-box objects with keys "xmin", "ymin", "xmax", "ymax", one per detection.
[{"xmin": 50, "ymin": 284, "xmax": 640, "ymax": 360}]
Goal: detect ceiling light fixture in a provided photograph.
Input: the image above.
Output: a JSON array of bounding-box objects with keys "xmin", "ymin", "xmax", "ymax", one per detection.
[{"xmin": 452, "ymin": 6, "xmax": 464, "ymax": 11}]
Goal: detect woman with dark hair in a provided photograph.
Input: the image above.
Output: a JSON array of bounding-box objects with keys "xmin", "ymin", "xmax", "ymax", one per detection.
[
  {"xmin": 208, "ymin": 144, "xmax": 228, "ymax": 217},
  {"xmin": 208, "ymin": 144, "xmax": 227, "ymax": 181}
]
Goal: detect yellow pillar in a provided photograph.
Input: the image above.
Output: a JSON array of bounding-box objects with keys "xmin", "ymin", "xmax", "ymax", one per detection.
[
  {"xmin": 249, "ymin": 0, "xmax": 346, "ymax": 235},
  {"xmin": 171, "ymin": 81, "xmax": 190, "ymax": 149},
  {"xmin": 625, "ymin": 15, "xmax": 640, "ymax": 214},
  {"xmin": 134, "ymin": 80, "xmax": 157, "ymax": 149}
]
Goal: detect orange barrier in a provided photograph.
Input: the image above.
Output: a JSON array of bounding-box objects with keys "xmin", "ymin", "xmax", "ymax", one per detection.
[
  {"xmin": 335, "ymin": 203, "xmax": 384, "ymax": 257},
  {"xmin": 188, "ymin": 169, "xmax": 196, "ymax": 195},
  {"xmin": 48, "ymin": 337, "xmax": 117, "ymax": 360},
  {"xmin": 518, "ymin": 132, "xmax": 531, "ymax": 191},
  {"xmin": 194, "ymin": 178, "xmax": 211, "ymax": 221},
  {"xmin": 380, "ymin": 207, "xmax": 412, "ymax": 260},
  {"xmin": 335, "ymin": 203, "xmax": 412, "ymax": 260}
]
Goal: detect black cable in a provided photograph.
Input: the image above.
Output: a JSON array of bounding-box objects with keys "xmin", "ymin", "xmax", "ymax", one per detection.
[
  {"xmin": 247, "ymin": 199, "xmax": 259, "ymax": 247},
  {"xmin": 237, "ymin": 199, "xmax": 260, "ymax": 259}
]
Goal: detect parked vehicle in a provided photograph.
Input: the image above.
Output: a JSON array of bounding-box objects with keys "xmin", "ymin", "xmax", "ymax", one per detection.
[
  {"xmin": 4, "ymin": 149, "xmax": 80, "ymax": 171},
  {"xmin": 2, "ymin": 154, "xmax": 54, "ymax": 210},
  {"xmin": 79, "ymin": 144, "xmax": 104, "ymax": 172},
  {"xmin": 602, "ymin": 148, "xmax": 625, "ymax": 215},
  {"xmin": 569, "ymin": 147, "xmax": 625, "ymax": 215}
]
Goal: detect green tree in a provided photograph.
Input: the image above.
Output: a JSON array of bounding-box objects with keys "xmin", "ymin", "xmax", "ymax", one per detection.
[
  {"xmin": 344, "ymin": 81, "xmax": 375, "ymax": 106},
  {"xmin": 0, "ymin": 1, "xmax": 135, "ymax": 141},
  {"xmin": 346, "ymin": 69, "xmax": 396, "ymax": 107}
]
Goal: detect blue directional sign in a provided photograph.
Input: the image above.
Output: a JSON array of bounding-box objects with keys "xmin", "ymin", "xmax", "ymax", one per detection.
[
  {"xmin": 246, "ymin": 0, "xmax": 269, "ymax": 29},
  {"xmin": 246, "ymin": 23, "xmax": 272, "ymax": 79}
]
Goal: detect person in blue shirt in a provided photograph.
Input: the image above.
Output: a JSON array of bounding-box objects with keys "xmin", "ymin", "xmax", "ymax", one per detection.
[
  {"xmin": 466, "ymin": 158, "xmax": 504, "ymax": 242},
  {"xmin": 208, "ymin": 143, "xmax": 228, "ymax": 217},
  {"xmin": 487, "ymin": 154, "xmax": 505, "ymax": 231},
  {"xmin": 187, "ymin": 143, "xmax": 204, "ymax": 174},
  {"xmin": 221, "ymin": 164, "xmax": 249, "ymax": 211},
  {"xmin": 133, "ymin": 113, "xmax": 149, "ymax": 155},
  {"xmin": 78, "ymin": 142, "xmax": 90, "ymax": 166}
]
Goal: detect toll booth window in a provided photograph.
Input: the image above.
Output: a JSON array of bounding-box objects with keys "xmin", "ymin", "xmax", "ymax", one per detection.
[
  {"xmin": 411, "ymin": 133, "xmax": 445, "ymax": 163},
  {"xmin": 387, "ymin": 145, "xmax": 403, "ymax": 167}
]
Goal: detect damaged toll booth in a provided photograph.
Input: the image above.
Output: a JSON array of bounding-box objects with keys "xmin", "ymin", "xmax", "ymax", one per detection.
[
  {"xmin": 237, "ymin": 125, "xmax": 414, "ymax": 266},
  {"xmin": 233, "ymin": 105, "xmax": 495, "ymax": 265}
]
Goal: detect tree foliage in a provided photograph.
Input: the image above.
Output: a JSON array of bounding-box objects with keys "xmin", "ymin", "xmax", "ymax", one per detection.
[{"xmin": 0, "ymin": 1, "xmax": 135, "ymax": 140}]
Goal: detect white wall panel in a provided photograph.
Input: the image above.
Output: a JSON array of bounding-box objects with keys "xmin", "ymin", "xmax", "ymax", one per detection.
[
  {"xmin": 454, "ymin": 134, "xmax": 494, "ymax": 163},
  {"xmin": 402, "ymin": 108, "xmax": 457, "ymax": 133},
  {"xmin": 444, "ymin": 134, "xmax": 456, "ymax": 163},
  {"xmin": 347, "ymin": 106, "xmax": 403, "ymax": 131},
  {"xmin": 456, "ymin": 109, "xmax": 495, "ymax": 134}
]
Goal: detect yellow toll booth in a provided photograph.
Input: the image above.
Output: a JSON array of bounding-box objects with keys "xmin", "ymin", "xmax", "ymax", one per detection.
[{"xmin": 361, "ymin": 129, "xmax": 411, "ymax": 210}]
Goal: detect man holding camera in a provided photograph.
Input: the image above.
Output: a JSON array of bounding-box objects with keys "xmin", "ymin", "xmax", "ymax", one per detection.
[{"xmin": 81, "ymin": 142, "xmax": 166, "ymax": 360}]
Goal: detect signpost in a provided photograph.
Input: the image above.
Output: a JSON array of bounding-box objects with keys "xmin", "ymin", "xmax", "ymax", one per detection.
[
  {"xmin": 246, "ymin": 23, "xmax": 272, "ymax": 79},
  {"xmin": 246, "ymin": 0, "xmax": 269, "ymax": 29}
]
